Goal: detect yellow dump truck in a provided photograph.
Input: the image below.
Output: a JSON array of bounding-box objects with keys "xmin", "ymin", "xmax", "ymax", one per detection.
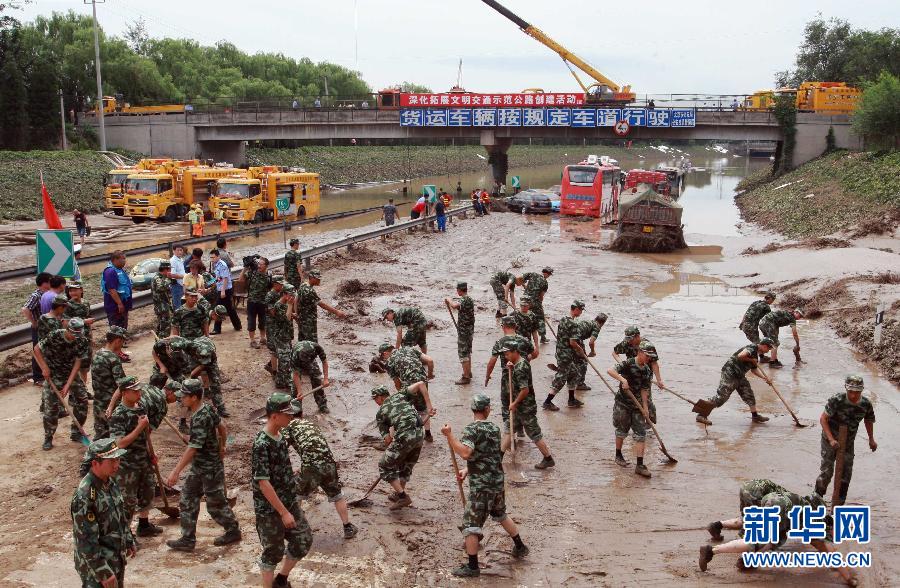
[
  {"xmin": 124, "ymin": 164, "xmax": 246, "ymax": 224},
  {"xmin": 104, "ymin": 158, "xmax": 173, "ymax": 216},
  {"xmin": 209, "ymin": 166, "xmax": 321, "ymax": 224},
  {"xmin": 794, "ymin": 81, "xmax": 860, "ymax": 113}
]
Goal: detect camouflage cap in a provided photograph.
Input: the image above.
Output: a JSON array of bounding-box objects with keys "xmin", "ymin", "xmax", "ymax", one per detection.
[
  {"xmin": 282, "ymin": 284, "xmax": 296, "ymax": 295},
  {"xmin": 51, "ymin": 295, "xmax": 69, "ymax": 308},
  {"xmin": 370, "ymin": 385, "xmax": 390, "ymax": 399},
  {"xmin": 844, "ymin": 374, "xmax": 864, "ymax": 391},
  {"xmin": 638, "ymin": 341, "xmax": 658, "ymax": 359},
  {"xmin": 176, "ymin": 378, "xmax": 204, "ymax": 398},
  {"xmin": 519, "ymin": 295, "xmax": 532, "ymax": 305},
  {"xmin": 67, "ymin": 317, "xmax": 85, "ymax": 333},
  {"xmin": 595, "ymin": 312, "xmax": 609, "ymax": 324},
  {"xmin": 803, "ymin": 492, "xmax": 826, "ymax": 510},
  {"xmin": 381, "ymin": 308, "xmax": 395, "ymax": 318},
  {"xmin": 764, "ymin": 291, "xmax": 777, "ymax": 300},
  {"xmin": 272, "ymin": 276, "xmax": 285, "ymax": 286},
  {"xmin": 307, "ymin": 269, "xmax": 321, "ymax": 279},
  {"xmin": 289, "ymin": 238, "xmax": 300, "ymax": 246},
  {"xmin": 572, "ymin": 299, "xmax": 586, "ymax": 310},
  {"xmin": 116, "ymin": 375, "xmax": 141, "ymax": 391},
  {"xmin": 624, "ymin": 325, "xmax": 640, "ymax": 337},
  {"xmin": 163, "ymin": 378, "xmax": 182, "ymax": 391},
  {"xmin": 758, "ymin": 337, "xmax": 776, "ymax": 347},
  {"xmin": 106, "ymin": 326, "xmax": 128, "ymax": 340},
  {"xmin": 470, "ymin": 393, "xmax": 491, "ymax": 412},
  {"xmin": 85, "ymin": 438, "xmax": 127, "ymax": 461},
  {"xmin": 500, "ymin": 316, "xmax": 517, "ymax": 327},
  {"xmin": 794, "ymin": 308, "xmax": 805, "ymax": 317},
  {"xmin": 66, "ymin": 281, "xmax": 84, "ymax": 290},
  {"xmin": 266, "ymin": 392, "xmax": 301, "ymax": 415},
  {"xmin": 499, "ymin": 342, "xmax": 521, "ymax": 353},
  {"xmin": 213, "ymin": 304, "xmax": 227, "ymax": 316},
  {"xmin": 542, "ymin": 266, "xmax": 554, "ymax": 275},
  {"xmin": 158, "ymin": 260, "xmax": 171, "ymax": 270},
  {"xmin": 378, "ymin": 342, "xmax": 394, "ymax": 354},
  {"xmin": 184, "ymin": 288, "xmax": 199, "ymax": 297},
  {"xmin": 456, "ymin": 281, "xmax": 468, "ymax": 291}
]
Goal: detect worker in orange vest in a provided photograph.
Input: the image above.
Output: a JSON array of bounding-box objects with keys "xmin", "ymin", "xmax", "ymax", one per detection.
[
  {"xmin": 441, "ymin": 191, "xmax": 452, "ymax": 208},
  {"xmin": 470, "ymin": 190, "xmax": 483, "ymax": 216},
  {"xmin": 480, "ymin": 189, "xmax": 491, "ymax": 215},
  {"xmin": 191, "ymin": 204, "xmax": 205, "ymax": 237}
]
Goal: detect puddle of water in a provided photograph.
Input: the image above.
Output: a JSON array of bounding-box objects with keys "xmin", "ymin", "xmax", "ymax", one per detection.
[{"xmin": 646, "ymin": 271, "xmax": 757, "ymax": 328}]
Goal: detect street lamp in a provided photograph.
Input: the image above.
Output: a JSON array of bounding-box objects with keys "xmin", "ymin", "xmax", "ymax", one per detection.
[{"xmin": 85, "ymin": 0, "xmax": 106, "ymax": 151}]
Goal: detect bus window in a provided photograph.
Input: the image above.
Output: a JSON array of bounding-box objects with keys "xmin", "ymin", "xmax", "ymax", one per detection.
[{"xmin": 566, "ymin": 166, "xmax": 599, "ymax": 186}]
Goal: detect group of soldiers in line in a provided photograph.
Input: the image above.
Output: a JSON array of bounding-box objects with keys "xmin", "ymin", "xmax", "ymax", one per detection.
[{"xmin": 56, "ymin": 240, "xmax": 879, "ymax": 585}]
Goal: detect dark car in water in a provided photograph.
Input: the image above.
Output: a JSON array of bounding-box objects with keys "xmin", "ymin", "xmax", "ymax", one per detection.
[{"xmin": 505, "ymin": 189, "xmax": 554, "ymax": 214}]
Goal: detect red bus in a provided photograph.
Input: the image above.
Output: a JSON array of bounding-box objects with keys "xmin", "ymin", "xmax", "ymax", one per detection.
[{"xmin": 560, "ymin": 157, "xmax": 621, "ymax": 218}]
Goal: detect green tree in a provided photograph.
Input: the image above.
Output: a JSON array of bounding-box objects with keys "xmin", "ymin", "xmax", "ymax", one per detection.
[
  {"xmin": 398, "ymin": 82, "xmax": 432, "ymax": 93},
  {"xmin": 0, "ymin": 52, "xmax": 30, "ymax": 149},
  {"xmin": 852, "ymin": 72, "xmax": 900, "ymax": 149},
  {"xmin": 773, "ymin": 93, "xmax": 797, "ymax": 173}
]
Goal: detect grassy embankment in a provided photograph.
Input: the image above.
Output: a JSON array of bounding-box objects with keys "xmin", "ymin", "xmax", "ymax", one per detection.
[{"xmin": 735, "ymin": 150, "xmax": 900, "ymax": 237}]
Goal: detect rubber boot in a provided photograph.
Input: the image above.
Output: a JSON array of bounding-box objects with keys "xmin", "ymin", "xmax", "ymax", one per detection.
[
  {"xmin": 699, "ymin": 545, "xmax": 714, "ymax": 571},
  {"xmin": 213, "ymin": 528, "xmax": 242, "ymax": 546}
]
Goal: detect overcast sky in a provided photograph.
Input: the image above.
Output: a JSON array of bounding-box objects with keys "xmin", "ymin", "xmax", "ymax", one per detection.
[{"xmin": 19, "ymin": 0, "xmax": 900, "ymax": 97}]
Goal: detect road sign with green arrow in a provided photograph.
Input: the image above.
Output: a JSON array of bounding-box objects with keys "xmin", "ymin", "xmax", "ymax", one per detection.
[{"xmin": 36, "ymin": 230, "xmax": 75, "ymax": 277}]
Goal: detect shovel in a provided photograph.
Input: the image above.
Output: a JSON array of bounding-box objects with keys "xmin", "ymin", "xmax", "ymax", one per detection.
[
  {"xmin": 447, "ymin": 440, "xmax": 467, "ymax": 507},
  {"xmin": 793, "ymin": 346, "xmax": 803, "ymax": 365},
  {"xmin": 248, "ymin": 385, "xmax": 326, "ymax": 421},
  {"xmin": 48, "ymin": 379, "xmax": 91, "ymax": 446},
  {"xmin": 147, "ymin": 436, "xmax": 179, "ymax": 518},
  {"xmin": 542, "ymin": 317, "xmax": 558, "ymax": 341},
  {"xmin": 218, "ymin": 431, "xmax": 238, "ymax": 508},
  {"xmin": 578, "ymin": 345, "xmax": 678, "ymax": 463},
  {"xmin": 445, "ymin": 300, "xmax": 459, "ymax": 331},
  {"xmin": 831, "ymin": 425, "xmax": 848, "ymax": 509},
  {"xmin": 659, "ymin": 385, "xmax": 715, "ymax": 418},
  {"xmin": 507, "ymin": 364, "xmax": 516, "ymax": 460},
  {"xmin": 763, "ymin": 371, "xmax": 807, "ymax": 427},
  {"xmin": 162, "ymin": 416, "xmax": 190, "ymax": 444}
]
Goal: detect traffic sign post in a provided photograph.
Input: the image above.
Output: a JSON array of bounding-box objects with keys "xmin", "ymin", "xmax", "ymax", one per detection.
[
  {"xmin": 874, "ymin": 302, "xmax": 886, "ymax": 345},
  {"xmin": 613, "ymin": 120, "xmax": 631, "ymax": 137},
  {"xmin": 36, "ymin": 230, "xmax": 75, "ymax": 277},
  {"xmin": 511, "ymin": 176, "xmax": 521, "ymax": 189},
  {"xmin": 276, "ymin": 197, "xmax": 290, "ymax": 213},
  {"xmin": 423, "ymin": 185, "xmax": 437, "ymax": 200}
]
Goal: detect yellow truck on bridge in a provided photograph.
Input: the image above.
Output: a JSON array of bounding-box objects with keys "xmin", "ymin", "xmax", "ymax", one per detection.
[
  {"xmin": 124, "ymin": 164, "xmax": 245, "ymax": 224},
  {"xmin": 104, "ymin": 158, "xmax": 174, "ymax": 216},
  {"xmin": 209, "ymin": 166, "xmax": 321, "ymax": 224}
]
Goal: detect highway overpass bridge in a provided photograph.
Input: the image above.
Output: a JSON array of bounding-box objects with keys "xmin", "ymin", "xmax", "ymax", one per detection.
[{"xmin": 86, "ymin": 109, "xmax": 861, "ymax": 182}]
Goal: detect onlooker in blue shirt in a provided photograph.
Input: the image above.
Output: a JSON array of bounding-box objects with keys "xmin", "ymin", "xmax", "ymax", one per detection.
[
  {"xmin": 209, "ymin": 249, "xmax": 241, "ymax": 334},
  {"xmin": 22, "ymin": 272, "xmax": 52, "ymax": 384},
  {"xmin": 101, "ymin": 250, "xmax": 133, "ymax": 332},
  {"xmin": 169, "ymin": 244, "xmax": 187, "ymax": 309},
  {"xmin": 40, "ymin": 275, "xmax": 66, "ymax": 314}
]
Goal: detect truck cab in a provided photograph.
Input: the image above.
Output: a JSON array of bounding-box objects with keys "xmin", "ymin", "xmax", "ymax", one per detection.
[
  {"xmin": 123, "ymin": 171, "xmax": 180, "ymax": 223},
  {"xmin": 104, "ymin": 168, "xmax": 137, "ymax": 216},
  {"xmin": 210, "ymin": 167, "xmax": 321, "ymax": 224}
]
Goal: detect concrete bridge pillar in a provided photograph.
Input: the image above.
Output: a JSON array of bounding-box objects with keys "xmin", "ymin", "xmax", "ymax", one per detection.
[
  {"xmin": 197, "ymin": 140, "xmax": 247, "ymax": 166},
  {"xmin": 480, "ymin": 131, "xmax": 512, "ymax": 187}
]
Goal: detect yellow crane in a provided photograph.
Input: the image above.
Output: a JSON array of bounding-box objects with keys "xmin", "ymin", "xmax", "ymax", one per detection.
[{"xmin": 480, "ymin": 0, "xmax": 635, "ymax": 104}]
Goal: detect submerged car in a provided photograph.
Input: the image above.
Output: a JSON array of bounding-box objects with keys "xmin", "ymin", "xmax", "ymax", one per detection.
[{"xmin": 505, "ymin": 189, "xmax": 554, "ymax": 214}]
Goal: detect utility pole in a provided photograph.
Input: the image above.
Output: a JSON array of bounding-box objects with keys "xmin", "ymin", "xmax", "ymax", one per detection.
[
  {"xmin": 86, "ymin": 0, "xmax": 106, "ymax": 151},
  {"xmin": 58, "ymin": 89, "xmax": 67, "ymax": 151},
  {"xmin": 354, "ymin": 0, "xmax": 359, "ymax": 70}
]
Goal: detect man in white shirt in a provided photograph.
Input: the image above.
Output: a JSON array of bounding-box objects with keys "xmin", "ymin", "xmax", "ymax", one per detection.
[{"xmin": 169, "ymin": 244, "xmax": 187, "ymax": 309}]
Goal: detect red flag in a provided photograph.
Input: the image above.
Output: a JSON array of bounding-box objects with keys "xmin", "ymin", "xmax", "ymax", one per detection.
[{"xmin": 41, "ymin": 172, "xmax": 63, "ymax": 230}]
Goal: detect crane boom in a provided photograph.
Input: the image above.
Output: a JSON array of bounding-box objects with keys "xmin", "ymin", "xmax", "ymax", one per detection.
[{"xmin": 479, "ymin": 0, "xmax": 633, "ymax": 100}]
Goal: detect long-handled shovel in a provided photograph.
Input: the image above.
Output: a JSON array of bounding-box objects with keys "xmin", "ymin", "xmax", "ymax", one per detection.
[
  {"xmin": 445, "ymin": 300, "xmax": 459, "ymax": 331},
  {"xmin": 578, "ymin": 347, "xmax": 678, "ymax": 463},
  {"xmin": 48, "ymin": 379, "xmax": 91, "ymax": 446},
  {"xmin": 448, "ymin": 441, "xmax": 466, "ymax": 507},
  {"xmin": 217, "ymin": 430, "xmax": 238, "ymax": 508},
  {"xmin": 831, "ymin": 425, "xmax": 848, "ymax": 508},
  {"xmin": 163, "ymin": 416, "xmax": 190, "ymax": 444},
  {"xmin": 543, "ymin": 317, "xmax": 558, "ymax": 341},
  {"xmin": 658, "ymin": 385, "xmax": 715, "ymax": 418},
  {"xmin": 147, "ymin": 436, "xmax": 179, "ymax": 518},
  {"xmin": 763, "ymin": 372, "xmax": 807, "ymax": 427},
  {"xmin": 507, "ymin": 364, "xmax": 516, "ymax": 461},
  {"xmin": 248, "ymin": 385, "xmax": 327, "ymax": 421}
]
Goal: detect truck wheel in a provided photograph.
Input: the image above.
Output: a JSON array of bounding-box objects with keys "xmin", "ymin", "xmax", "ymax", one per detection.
[
  {"xmin": 131, "ymin": 217, "xmax": 146, "ymax": 224},
  {"xmin": 265, "ymin": 209, "xmax": 274, "ymax": 221},
  {"xmin": 113, "ymin": 208, "xmax": 124, "ymax": 216},
  {"xmin": 297, "ymin": 206, "xmax": 306, "ymax": 217},
  {"xmin": 254, "ymin": 210, "xmax": 265, "ymax": 224},
  {"xmin": 163, "ymin": 207, "xmax": 177, "ymax": 223}
]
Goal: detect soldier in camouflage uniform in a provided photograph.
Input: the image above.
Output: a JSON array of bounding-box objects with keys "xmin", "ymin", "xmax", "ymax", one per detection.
[
  {"xmin": 814, "ymin": 374, "xmax": 877, "ymax": 505},
  {"xmin": 698, "ymin": 339, "xmax": 775, "ymax": 425},
  {"xmin": 37, "ymin": 294, "xmax": 68, "ymax": 341},
  {"xmin": 171, "ymin": 289, "xmax": 209, "ymax": 339},
  {"xmin": 489, "ymin": 270, "xmax": 516, "ymax": 317},
  {"xmin": 519, "ymin": 266, "xmax": 552, "ymax": 343},
  {"xmin": 758, "ymin": 307, "xmax": 803, "ymax": 368},
  {"xmin": 503, "ymin": 342, "xmax": 555, "ymax": 469},
  {"xmin": 166, "ymin": 379, "xmax": 241, "ymax": 552},
  {"xmin": 606, "ymin": 341, "xmax": 657, "ymax": 477},
  {"xmin": 63, "ymin": 282, "xmax": 95, "ymax": 383},
  {"xmin": 252, "ymin": 393, "xmax": 312, "ymax": 588},
  {"xmin": 151, "ymin": 261, "xmax": 175, "ymax": 339},
  {"xmin": 575, "ymin": 312, "xmax": 608, "ymax": 390},
  {"xmin": 382, "ymin": 306, "xmax": 428, "ymax": 353},
  {"xmin": 268, "ymin": 285, "xmax": 296, "ymax": 389},
  {"xmin": 485, "ymin": 317, "xmax": 534, "ymax": 438},
  {"xmin": 109, "ymin": 376, "xmax": 163, "ymax": 538},
  {"xmin": 612, "ymin": 326, "xmax": 664, "ymax": 424},
  {"xmin": 512, "ymin": 295, "xmax": 539, "ymax": 351},
  {"xmin": 284, "ymin": 238, "xmax": 303, "ymax": 288},
  {"xmin": 91, "ymin": 326, "xmax": 128, "ymax": 438},
  {"xmin": 187, "ymin": 335, "xmax": 228, "ymax": 417},
  {"xmin": 289, "ymin": 339, "xmax": 330, "ymax": 414},
  {"xmin": 33, "ymin": 318, "xmax": 89, "ymax": 450},
  {"xmin": 445, "ymin": 281, "xmax": 475, "ymax": 385},
  {"xmin": 150, "ymin": 336, "xmax": 191, "ymax": 387},
  {"xmin": 384, "ymin": 343, "xmax": 436, "ymax": 441},
  {"xmin": 443, "ymin": 393, "xmax": 530, "ymax": 578},
  {"xmin": 544, "ymin": 300, "xmax": 587, "ymax": 410},
  {"xmin": 282, "ymin": 417, "xmax": 358, "ymax": 539},
  {"xmin": 240, "ymin": 256, "xmax": 272, "ymax": 348},
  {"xmin": 71, "ymin": 438, "xmax": 135, "ymax": 588},
  {"xmin": 739, "ymin": 292, "xmax": 775, "ymax": 348},
  {"xmin": 295, "ymin": 269, "xmax": 347, "ymax": 343},
  {"xmin": 371, "ymin": 385, "xmax": 426, "ymax": 509}
]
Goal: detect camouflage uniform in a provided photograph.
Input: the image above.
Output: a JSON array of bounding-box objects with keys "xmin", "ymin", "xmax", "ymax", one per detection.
[
  {"xmin": 178, "ymin": 403, "xmax": 239, "ymax": 544},
  {"xmin": 283, "ymin": 419, "xmax": 343, "ymax": 502},
  {"xmin": 612, "ymin": 358, "xmax": 652, "ymax": 441},
  {"xmin": 149, "ymin": 338, "xmax": 190, "ymax": 388},
  {"xmin": 268, "ymin": 300, "xmax": 294, "ymax": 388},
  {"xmin": 90, "ymin": 349, "xmax": 126, "ymax": 438},
  {"xmin": 508, "ymin": 357, "xmax": 542, "ymax": 441},
  {"xmin": 758, "ymin": 309, "xmax": 796, "ymax": 347},
  {"xmin": 386, "ymin": 346, "xmax": 427, "ymax": 385},
  {"xmin": 109, "ymin": 403, "xmax": 154, "ymax": 522},
  {"xmin": 512, "ymin": 307, "xmax": 537, "ymax": 342},
  {"xmin": 456, "ymin": 295, "xmax": 475, "ymax": 361},
  {"xmin": 39, "ymin": 329, "xmax": 88, "ymax": 440},
  {"xmin": 705, "ymin": 345, "xmax": 759, "ymax": 408},
  {"xmin": 246, "ymin": 269, "xmax": 272, "ymax": 333},
  {"xmin": 289, "ymin": 340, "xmax": 328, "ymax": 411},
  {"xmin": 172, "ymin": 304, "xmax": 208, "ymax": 340},
  {"xmin": 295, "ymin": 283, "xmax": 321, "ymax": 343},
  {"xmin": 394, "ymin": 306, "xmax": 428, "ymax": 349},
  {"xmin": 751, "ymin": 490, "xmax": 804, "ymax": 552},
  {"xmin": 459, "ymin": 420, "xmax": 507, "ymax": 537},
  {"xmin": 141, "ymin": 384, "xmax": 169, "ymax": 430},
  {"xmin": 187, "ymin": 337, "xmax": 226, "ymax": 415},
  {"xmin": 376, "ymin": 392, "xmax": 425, "ymax": 482},
  {"xmin": 551, "ymin": 316, "xmax": 580, "ymax": 392},
  {"xmin": 574, "ymin": 319, "xmax": 603, "ymax": 386},
  {"xmin": 490, "ymin": 335, "xmax": 533, "ymax": 435},
  {"xmin": 264, "ymin": 288, "xmax": 282, "ymax": 313},
  {"xmin": 151, "ymin": 272, "xmax": 174, "ymax": 339},
  {"xmin": 739, "ymin": 300, "xmax": 770, "ymax": 344},
  {"xmin": 71, "ymin": 469, "xmax": 135, "ymax": 587},
  {"xmin": 284, "ymin": 249, "xmax": 303, "ymax": 288},
  {"xmin": 613, "ymin": 337, "xmax": 658, "ymax": 422},
  {"xmin": 64, "ymin": 299, "xmax": 94, "ymax": 366},
  {"xmin": 739, "ymin": 478, "xmax": 788, "ymax": 511},
  {"xmin": 814, "ymin": 392, "xmax": 875, "ymax": 500},
  {"xmin": 489, "ymin": 271, "xmax": 515, "ymax": 313},
  {"xmin": 522, "ymin": 272, "xmax": 549, "ymax": 340},
  {"xmin": 37, "ymin": 313, "xmax": 63, "ymax": 342},
  {"xmin": 252, "ymin": 429, "xmax": 312, "ymax": 571}
]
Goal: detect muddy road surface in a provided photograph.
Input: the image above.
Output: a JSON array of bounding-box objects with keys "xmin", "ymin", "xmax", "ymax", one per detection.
[{"xmin": 1, "ymin": 211, "xmax": 897, "ymax": 587}]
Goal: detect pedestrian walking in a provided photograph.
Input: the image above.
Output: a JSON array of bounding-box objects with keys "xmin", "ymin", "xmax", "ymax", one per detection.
[
  {"xmin": 209, "ymin": 249, "xmax": 242, "ymax": 333},
  {"xmin": 435, "ymin": 197, "xmax": 447, "ymax": 232},
  {"xmin": 381, "ymin": 198, "xmax": 397, "ymax": 241},
  {"xmin": 240, "ymin": 256, "xmax": 272, "ymax": 349},
  {"xmin": 284, "ymin": 238, "xmax": 303, "ymax": 288},
  {"xmin": 187, "ymin": 205, "xmax": 199, "ymax": 237},
  {"xmin": 73, "ymin": 209, "xmax": 89, "ymax": 246},
  {"xmin": 72, "ymin": 244, "xmax": 83, "ymax": 281},
  {"xmin": 216, "ymin": 237, "xmax": 235, "ymax": 269}
]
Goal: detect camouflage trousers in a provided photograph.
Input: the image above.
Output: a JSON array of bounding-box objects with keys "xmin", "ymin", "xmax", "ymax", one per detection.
[
  {"xmin": 740, "ymin": 320, "xmax": 761, "ymax": 344},
  {"xmin": 490, "ymin": 280, "xmax": 510, "ymax": 313},
  {"xmin": 613, "ymin": 396, "xmax": 647, "ymax": 441},
  {"xmin": 296, "ymin": 320, "xmax": 318, "ymax": 344},
  {"xmin": 255, "ymin": 501, "xmax": 312, "ymax": 571},
  {"xmin": 457, "ymin": 330, "xmax": 474, "ymax": 361},
  {"xmin": 92, "ymin": 391, "xmax": 114, "ymax": 439},
  {"xmin": 295, "ymin": 461, "xmax": 343, "ymax": 502},
  {"xmin": 379, "ymin": 434, "xmax": 424, "ymax": 482},
  {"xmin": 758, "ymin": 317, "xmax": 781, "ymax": 346},
  {"xmin": 291, "ymin": 365, "xmax": 327, "ymax": 411},
  {"xmin": 461, "ymin": 489, "xmax": 507, "ymax": 537},
  {"xmin": 814, "ymin": 434, "xmax": 856, "ymax": 501},
  {"xmin": 274, "ymin": 344, "xmax": 293, "ymax": 389},
  {"xmin": 116, "ymin": 461, "xmax": 155, "ymax": 522},
  {"xmin": 502, "ymin": 407, "xmax": 542, "ymax": 442},
  {"xmin": 76, "ymin": 556, "xmax": 124, "ymax": 588},
  {"xmin": 178, "ymin": 465, "xmax": 239, "ymax": 541},
  {"xmin": 195, "ymin": 363, "xmax": 225, "ymax": 415},
  {"xmin": 42, "ymin": 376, "xmax": 88, "ymax": 439},
  {"xmin": 156, "ymin": 312, "xmax": 172, "ymax": 340},
  {"xmin": 531, "ymin": 302, "xmax": 547, "ymax": 340},
  {"xmin": 498, "ymin": 375, "xmax": 526, "ymax": 436},
  {"xmin": 551, "ymin": 356, "xmax": 581, "ymax": 392},
  {"xmin": 706, "ymin": 369, "xmax": 756, "ymax": 408},
  {"xmin": 401, "ymin": 325, "xmax": 427, "ymax": 350}
]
